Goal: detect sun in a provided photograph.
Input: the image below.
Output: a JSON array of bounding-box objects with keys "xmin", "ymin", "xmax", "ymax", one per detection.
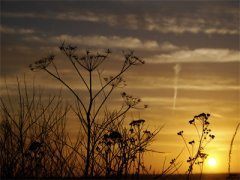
[{"xmin": 208, "ymin": 157, "xmax": 217, "ymax": 167}]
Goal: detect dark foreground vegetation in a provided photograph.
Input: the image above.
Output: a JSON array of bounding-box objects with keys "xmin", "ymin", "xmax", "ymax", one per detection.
[{"xmin": 0, "ymin": 44, "xmax": 239, "ymax": 179}]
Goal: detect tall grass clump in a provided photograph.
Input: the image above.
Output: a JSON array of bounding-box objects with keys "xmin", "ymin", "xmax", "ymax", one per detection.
[
  {"xmin": 228, "ymin": 122, "xmax": 240, "ymax": 179},
  {"xmin": 0, "ymin": 80, "xmax": 82, "ymax": 177}
]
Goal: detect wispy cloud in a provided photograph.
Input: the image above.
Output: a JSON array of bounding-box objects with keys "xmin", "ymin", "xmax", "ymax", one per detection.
[
  {"xmin": 127, "ymin": 75, "xmax": 240, "ymax": 91},
  {"xmin": 2, "ymin": 11, "xmax": 239, "ymax": 35},
  {"xmin": 53, "ymin": 34, "xmax": 159, "ymax": 49},
  {"xmin": 148, "ymin": 48, "xmax": 240, "ymax": 63},
  {"xmin": 133, "ymin": 84, "xmax": 240, "ymax": 91},
  {"xmin": 0, "ymin": 25, "xmax": 35, "ymax": 34},
  {"xmin": 144, "ymin": 16, "xmax": 239, "ymax": 35},
  {"xmin": 23, "ymin": 34, "xmax": 180, "ymax": 51},
  {"xmin": 2, "ymin": 12, "xmax": 47, "ymax": 19},
  {"xmin": 2, "ymin": 11, "xmax": 117, "ymax": 26},
  {"xmin": 142, "ymin": 97, "xmax": 209, "ymax": 104}
]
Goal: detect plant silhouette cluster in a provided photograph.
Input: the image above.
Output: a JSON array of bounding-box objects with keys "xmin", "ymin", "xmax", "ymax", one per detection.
[
  {"xmin": 0, "ymin": 76, "xmax": 156, "ymax": 178},
  {"xmin": 177, "ymin": 113, "xmax": 215, "ymax": 179},
  {"xmin": 1, "ymin": 43, "xmax": 225, "ymax": 179},
  {"xmin": 0, "ymin": 43, "xmax": 163, "ymax": 178},
  {"xmin": 156, "ymin": 113, "xmax": 215, "ymax": 179},
  {"xmin": 0, "ymin": 81, "xmax": 83, "ymax": 177},
  {"xmin": 30, "ymin": 43, "xmax": 148, "ymax": 177},
  {"xmin": 95, "ymin": 119, "xmax": 159, "ymax": 177}
]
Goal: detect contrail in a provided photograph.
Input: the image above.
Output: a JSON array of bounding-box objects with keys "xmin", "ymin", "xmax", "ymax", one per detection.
[{"xmin": 173, "ymin": 64, "xmax": 181, "ymax": 110}]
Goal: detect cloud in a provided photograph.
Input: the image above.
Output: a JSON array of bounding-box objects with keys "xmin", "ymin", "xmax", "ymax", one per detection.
[
  {"xmin": 142, "ymin": 97, "xmax": 209, "ymax": 104},
  {"xmin": 55, "ymin": 12, "xmax": 118, "ymax": 26},
  {"xmin": 144, "ymin": 16, "xmax": 239, "ymax": 35},
  {"xmin": 148, "ymin": 48, "xmax": 240, "ymax": 63},
  {"xmin": 2, "ymin": 11, "xmax": 118, "ymax": 26},
  {"xmin": 126, "ymin": 75, "xmax": 240, "ymax": 92},
  {"xmin": 55, "ymin": 12, "xmax": 101, "ymax": 22},
  {"xmin": 21, "ymin": 32, "xmax": 181, "ymax": 51},
  {"xmin": 174, "ymin": 84, "xmax": 240, "ymax": 91},
  {"xmin": 0, "ymin": 25, "xmax": 35, "ymax": 34},
  {"xmin": 25, "ymin": 34, "xmax": 164, "ymax": 50},
  {"xmin": 134, "ymin": 83, "xmax": 240, "ymax": 91},
  {"xmin": 159, "ymin": 42, "xmax": 180, "ymax": 51},
  {"xmin": 2, "ymin": 12, "xmax": 47, "ymax": 19},
  {"xmin": 2, "ymin": 11, "xmax": 239, "ymax": 35}
]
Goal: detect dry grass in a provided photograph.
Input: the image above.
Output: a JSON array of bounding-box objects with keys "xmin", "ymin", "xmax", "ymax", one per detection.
[{"xmin": 228, "ymin": 122, "xmax": 240, "ymax": 176}]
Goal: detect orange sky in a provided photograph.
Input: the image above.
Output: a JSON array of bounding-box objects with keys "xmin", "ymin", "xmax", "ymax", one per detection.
[{"xmin": 0, "ymin": 0, "xmax": 239, "ymax": 174}]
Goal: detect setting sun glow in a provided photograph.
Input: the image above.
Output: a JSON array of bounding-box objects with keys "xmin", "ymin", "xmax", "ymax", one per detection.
[{"xmin": 208, "ymin": 157, "xmax": 217, "ymax": 167}]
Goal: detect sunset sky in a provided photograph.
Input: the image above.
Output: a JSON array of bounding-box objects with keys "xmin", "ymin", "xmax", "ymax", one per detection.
[{"xmin": 1, "ymin": 0, "xmax": 239, "ymax": 174}]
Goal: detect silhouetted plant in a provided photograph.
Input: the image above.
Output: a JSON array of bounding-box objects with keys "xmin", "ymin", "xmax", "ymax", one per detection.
[
  {"xmin": 155, "ymin": 149, "xmax": 184, "ymax": 179},
  {"xmin": 177, "ymin": 113, "xmax": 215, "ymax": 179},
  {"xmin": 228, "ymin": 122, "xmax": 240, "ymax": 179},
  {"xmin": 94, "ymin": 117, "xmax": 160, "ymax": 177},
  {"xmin": 29, "ymin": 42, "xmax": 146, "ymax": 176},
  {"xmin": 0, "ymin": 80, "xmax": 82, "ymax": 177}
]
